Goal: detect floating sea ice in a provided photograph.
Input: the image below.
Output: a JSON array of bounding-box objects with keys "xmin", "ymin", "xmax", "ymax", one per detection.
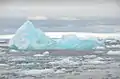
[
  {"xmin": 0, "ymin": 64, "xmax": 9, "ymax": 69},
  {"xmin": 49, "ymin": 57, "xmax": 79, "ymax": 67},
  {"xmin": 33, "ymin": 51, "xmax": 50, "ymax": 57},
  {"xmin": 0, "ymin": 64, "xmax": 9, "ymax": 67},
  {"xmin": 17, "ymin": 63, "xmax": 34, "ymax": 66},
  {"xmin": 10, "ymin": 57, "xmax": 26, "ymax": 62},
  {"xmin": 55, "ymin": 68, "xmax": 66, "ymax": 74},
  {"xmin": 9, "ymin": 49, "xmax": 18, "ymax": 52},
  {"xmin": 83, "ymin": 55, "xmax": 97, "ymax": 59},
  {"xmin": 87, "ymin": 57, "xmax": 105, "ymax": 65},
  {"xmin": 88, "ymin": 60, "xmax": 105, "ymax": 65},
  {"xmin": 93, "ymin": 46, "xmax": 106, "ymax": 50},
  {"xmin": 33, "ymin": 54, "xmax": 44, "ymax": 57},
  {"xmin": 107, "ymin": 51, "xmax": 120, "ymax": 55},
  {"xmin": 94, "ymin": 57, "xmax": 104, "ymax": 61},
  {"xmin": 94, "ymin": 51, "xmax": 105, "ymax": 54},
  {"xmin": 20, "ymin": 69, "xmax": 54, "ymax": 75},
  {"xmin": 42, "ymin": 51, "xmax": 50, "ymax": 56}
]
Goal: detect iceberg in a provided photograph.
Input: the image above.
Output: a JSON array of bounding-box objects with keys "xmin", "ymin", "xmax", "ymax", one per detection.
[
  {"xmin": 9, "ymin": 21, "xmax": 55, "ymax": 50},
  {"xmin": 9, "ymin": 21, "xmax": 103, "ymax": 51}
]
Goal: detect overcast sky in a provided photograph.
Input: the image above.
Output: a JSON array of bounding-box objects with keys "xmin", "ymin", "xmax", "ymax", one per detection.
[
  {"xmin": 0, "ymin": 0, "xmax": 120, "ymax": 33},
  {"xmin": 0, "ymin": 0, "xmax": 120, "ymax": 18}
]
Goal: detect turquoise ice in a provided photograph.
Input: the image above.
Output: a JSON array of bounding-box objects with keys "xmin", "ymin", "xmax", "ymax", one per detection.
[
  {"xmin": 9, "ymin": 21, "xmax": 103, "ymax": 50},
  {"xmin": 9, "ymin": 21, "xmax": 55, "ymax": 50},
  {"xmin": 57, "ymin": 35, "xmax": 99, "ymax": 50}
]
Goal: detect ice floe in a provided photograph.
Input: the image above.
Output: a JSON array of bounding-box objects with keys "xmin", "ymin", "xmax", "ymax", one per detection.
[
  {"xmin": 107, "ymin": 51, "xmax": 120, "ymax": 55},
  {"xmin": 20, "ymin": 69, "xmax": 54, "ymax": 75},
  {"xmin": 33, "ymin": 51, "xmax": 49, "ymax": 57}
]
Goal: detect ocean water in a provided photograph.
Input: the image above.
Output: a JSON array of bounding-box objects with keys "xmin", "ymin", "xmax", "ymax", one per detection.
[
  {"xmin": 0, "ymin": 18, "xmax": 120, "ymax": 79},
  {"xmin": 0, "ymin": 50, "xmax": 120, "ymax": 79},
  {"xmin": 0, "ymin": 18, "xmax": 120, "ymax": 34}
]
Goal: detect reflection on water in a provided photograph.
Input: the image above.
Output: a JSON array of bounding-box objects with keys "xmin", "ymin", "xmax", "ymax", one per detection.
[{"xmin": 0, "ymin": 50, "xmax": 120, "ymax": 79}]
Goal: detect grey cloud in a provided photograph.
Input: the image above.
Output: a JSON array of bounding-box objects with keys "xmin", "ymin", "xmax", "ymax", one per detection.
[{"xmin": 0, "ymin": 0, "xmax": 120, "ymax": 18}]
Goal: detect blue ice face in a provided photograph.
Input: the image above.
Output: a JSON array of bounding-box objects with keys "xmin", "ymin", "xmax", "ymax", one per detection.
[
  {"xmin": 56, "ymin": 35, "xmax": 98, "ymax": 50},
  {"xmin": 9, "ymin": 21, "xmax": 55, "ymax": 50}
]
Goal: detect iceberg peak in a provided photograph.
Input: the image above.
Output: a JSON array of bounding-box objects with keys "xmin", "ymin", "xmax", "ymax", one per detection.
[
  {"xmin": 16, "ymin": 20, "xmax": 36, "ymax": 34},
  {"xmin": 9, "ymin": 21, "xmax": 56, "ymax": 50}
]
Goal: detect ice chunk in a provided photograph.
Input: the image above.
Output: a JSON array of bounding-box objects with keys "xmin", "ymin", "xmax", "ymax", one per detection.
[
  {"xmin": 55, "ymin": 68, "xmax": 66, "ymax": 74},
  {"xmin": 0, "ymin": 64, "xmax": 9, "ymax": 67},
  {"xmin": 49, "ymin": 57, "xmax": 79, "ymax": 67},
  {"xmin": 33, "ymin": 51, "xmax": 49, "ymax": 56},
  {"xmin": 88, "ymin": 60, "xmax": 105, "ymax": 64},
  {"xmin": 94, "ymin": 57, "xmax": 104, "ymax": 61},
  {"xmin": 86, "ymin": 57, "xmax": 105, "ymax": 65},
  {"xmin": 42, "ymin": 51, "xmax": 50, "ymax": 56},
  {"xmin": 83, "ymin": 55, "xmax": 97, "ymax": 59},
  {"xmin": 93, "ymin": 46, "xmax": 105, "ymax": 50},
  {"xmin": 20, "ymin": 69, "xmax": 54, "ymax": 75},
  {"xmin": 107, "ymin": 51, "xmax": 120, "ymax": 55},
  {"xmin": 10, "ymin": 57, "xmax": 26, "ymax": 62},
  {"xmin": 9, "ymin": 49, "xmax": 18, "ymax": 52}
]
